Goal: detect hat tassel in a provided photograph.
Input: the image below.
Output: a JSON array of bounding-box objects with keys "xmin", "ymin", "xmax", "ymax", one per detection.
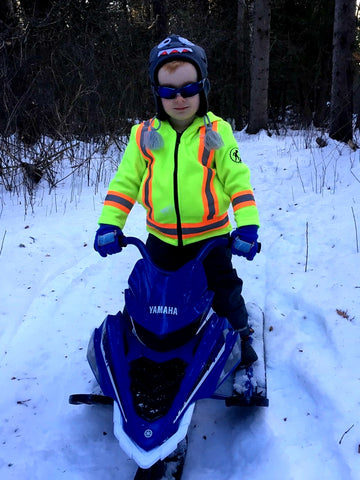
[
  {"xmin": 143, "ymin": 118, "xmax": 164, "ymax": 150},
  {"xmin": 204, "ymin": 114, "xmax": 224, "ymax": 151}
]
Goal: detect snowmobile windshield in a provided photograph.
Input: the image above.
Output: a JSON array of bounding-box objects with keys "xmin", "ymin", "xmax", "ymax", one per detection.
[{"xmin": 125, "ymin": 255, "xmax": 214, "ymax": 350}]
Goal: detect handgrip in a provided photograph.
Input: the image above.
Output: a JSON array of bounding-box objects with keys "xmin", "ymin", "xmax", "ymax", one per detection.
[
  {"xmin": 97, "ymin": 231, "xmax": 118, "ymax": 246},
  {"xmin": 232, "ymin": 237, "xmax": 261, "ymax": 254}
]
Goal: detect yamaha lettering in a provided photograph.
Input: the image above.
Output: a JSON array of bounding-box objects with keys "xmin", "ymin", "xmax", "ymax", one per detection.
[{"xmin": 149, "ymin": 306, "xmax": 178, "ymax": 315}]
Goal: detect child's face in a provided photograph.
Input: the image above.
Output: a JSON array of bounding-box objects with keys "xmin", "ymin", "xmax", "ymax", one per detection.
[{"xmin": 158, "ymin": 62, "xmax": 200, "ymax": 131}]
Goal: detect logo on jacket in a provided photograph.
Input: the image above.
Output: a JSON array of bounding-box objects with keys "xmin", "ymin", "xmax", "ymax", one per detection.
[
  {"xmin": 230, "ymin": 148, "xmax": 242, "ymax": 163},
  {"xmin": 149, "ymin": 305, "xmax": 178, "ymax": 315}
]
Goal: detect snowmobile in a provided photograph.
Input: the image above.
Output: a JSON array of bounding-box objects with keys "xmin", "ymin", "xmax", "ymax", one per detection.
[{"xmin": 69, "ymin": 235, "xmax": 268, "ymax": 480}]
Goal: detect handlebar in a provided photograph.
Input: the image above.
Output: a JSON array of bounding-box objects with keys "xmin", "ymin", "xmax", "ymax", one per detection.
[
  {"xmin": 122, "ymin": 236, "xmax": 152, "ymax": 262},
  {"xmin": 123, "ymin": 235, "xmax": 262, "ymax": 261},
  {"xmin": 97, "ymin": 231, "xmax": 261, "ymax": 262}
]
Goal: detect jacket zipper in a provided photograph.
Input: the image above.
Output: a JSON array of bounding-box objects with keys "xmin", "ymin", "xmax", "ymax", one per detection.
[{"xmin": 174, "ymin": 132, "xmax": 183, "ymax": 247}]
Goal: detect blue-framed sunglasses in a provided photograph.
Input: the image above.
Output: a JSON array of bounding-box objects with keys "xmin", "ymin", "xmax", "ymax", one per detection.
[{"xmin": 154, "ymin": 79, "xmax": 205, "ymax": 99}]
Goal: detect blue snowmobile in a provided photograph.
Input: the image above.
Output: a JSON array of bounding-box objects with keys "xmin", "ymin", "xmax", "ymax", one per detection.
[{"xmin": 69, "ymin": 235, "xmax": 268, "ymax": 479}]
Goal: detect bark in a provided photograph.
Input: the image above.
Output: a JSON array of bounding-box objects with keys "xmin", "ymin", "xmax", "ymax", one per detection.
[
  {"xmin": 152, "ymin": 0, "xmax": 168, "ymax": 40},
  {"xmin": 329, "ymin": 0, "xmax": 356, "ymax": 142},
  {"xmin": 246, "ymin": 0, "xmax": 271, "ymax": 134},
  {"xmin": 235, "ymin": 0, "xmax": 249, "ymax": 130},
  {"xmin": 0, "ymin": 0, "xmax": 14, "ymax": 24}
]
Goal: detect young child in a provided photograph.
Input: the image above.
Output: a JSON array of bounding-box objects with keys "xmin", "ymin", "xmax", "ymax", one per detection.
[{"xmin": 94, "ymin": 35, "xmax": 260, "ymax": 367}]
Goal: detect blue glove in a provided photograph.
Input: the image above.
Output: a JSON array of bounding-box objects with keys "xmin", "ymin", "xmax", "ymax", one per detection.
[
  {"xmin": 94, "ymin": 224, "xmax": 125, "ymax": 257},
  {"xmin": 231, "ymin": 225, "xmax": 259, "ymax": 261}
]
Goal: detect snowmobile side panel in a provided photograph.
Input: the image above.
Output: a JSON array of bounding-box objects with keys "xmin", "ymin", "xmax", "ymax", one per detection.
[{"xmin": 87, "ymin": 318, "xmax": 118, "ymax": 399}]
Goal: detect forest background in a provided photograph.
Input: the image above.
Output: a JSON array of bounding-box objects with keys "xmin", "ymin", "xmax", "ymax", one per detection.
[{"xmin": 0, "ymin": 0, "xmax": 359, "ymax": 193}]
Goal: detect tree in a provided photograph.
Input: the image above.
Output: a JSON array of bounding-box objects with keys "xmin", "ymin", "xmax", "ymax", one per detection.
[
  {"xmin": 235, "ymin": 0, "xmax": 251, "ymax": 130},
  {"xmin": 329, "ymin": 0, "xmax": 356, "ymax": 142},
  {"xmin": 151, "ymin": 0, "xmax": 168, "ymax": 40},
  {"xmin": 269, "ymin": 0, "xmax": 334, "ymax": 128},
  {"xmin": 0, "ymin": 0, "xmax": 14, "ymax": 23},
  {"xmin": 246, "ymin": 0, "xmax": 271, "ymax": 134}
]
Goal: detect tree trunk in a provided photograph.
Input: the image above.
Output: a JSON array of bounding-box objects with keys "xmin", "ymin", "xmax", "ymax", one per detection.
[
  {"xmin": 152, "ymin": 0, "xmax": 168, "ymax": 40},
  {"xmin": 235, "ymin": 0, "xmax": 249, "ymax": 130},
  {"xmin": 329, "ymin": 0, "xmax": 356, "ymax": 142},
  {"xmin": 246, "ymin": 0, "xmax": 271, "ymax": 134},
  {"xmin": 0, "ymin": 0, "xmax": 14, "ymax": 24}
]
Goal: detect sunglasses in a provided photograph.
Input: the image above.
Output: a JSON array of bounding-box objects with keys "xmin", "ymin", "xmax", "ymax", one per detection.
[{"xmin": 155, "ymin": 79, "xmax": 205, "ymax": 99}]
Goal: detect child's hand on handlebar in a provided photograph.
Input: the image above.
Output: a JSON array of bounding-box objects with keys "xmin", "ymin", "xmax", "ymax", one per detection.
[
  {"xmin": 94, "ymin": 224, "xmax": 125, "ymax": 257},
  {"xmin": 231, "ymin": 225, "xmax": 259, "ymax": 261}
]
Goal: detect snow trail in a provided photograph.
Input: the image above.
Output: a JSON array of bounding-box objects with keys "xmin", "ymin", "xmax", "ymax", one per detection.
[{"xmin": 1, "ymin": 131, "xmax": 360, "ymax": 479}]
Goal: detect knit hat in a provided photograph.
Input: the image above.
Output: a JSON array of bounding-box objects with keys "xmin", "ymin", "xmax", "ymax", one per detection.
[
  {"xmin": 149, "ymin": 35, "xmax": 210, "ymax": 119},
  {"xmin": 145, "ymin": 35, "xmax": 223, "ymax": 152}
]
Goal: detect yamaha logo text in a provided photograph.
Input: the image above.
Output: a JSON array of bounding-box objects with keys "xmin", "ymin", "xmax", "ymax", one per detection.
[{"xmin": 149, "ymin": 305, "xmax": 178, "ymax": 315}]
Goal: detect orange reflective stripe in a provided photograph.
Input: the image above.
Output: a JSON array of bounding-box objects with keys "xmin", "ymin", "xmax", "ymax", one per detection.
[
  {"xmin": 231, "ymin": 190, "xmax": 256, "ymax": 211},
  {"xmin": 198, "ymin": 122, "xmax": 219, "ymax": 222},
  {"xmin": 135, "ymin": 123, "xmax": 143, "ymax": 153},
  {"xmin": 147, "ymin": 212, "xmax": 230, "ymax": 240},
  {"xmin": 208, "ymin": 121, "xmax": 219, "ymax": 217},
  {"xmin": 104, "ymin": 190, "xmax": 135, "ymax": 213},
  {"xmin": 136, "ymin": 121, "xmax": 155, "ymax": 220}
]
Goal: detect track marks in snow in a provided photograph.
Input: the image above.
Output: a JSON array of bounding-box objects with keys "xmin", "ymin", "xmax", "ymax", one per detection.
[
  {"xmin": 264, "ymin": 291, "xmax": 356, "ymax": 480},
  {"xmin": 184, "ymin": 400, "xmax": 288, "ymax": 480},
  {"xmin": 0, "ymin": 252, "xmax": 134, "ymax": 480}
]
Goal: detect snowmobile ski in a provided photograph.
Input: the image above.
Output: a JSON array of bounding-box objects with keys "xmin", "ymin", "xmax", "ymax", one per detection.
[
  {"xmin": 226, "ymin": 303, "xmax": 269, "ymax": 407},
  {"xmin": 134, "ymin": 437, "xmax": 188, "ymax": 480},
  {"xmin": 134, "ymin": 460, "xmax": 165, "ymax": 480},
  {"xmin": 68, "ymin": 393, "xmax": 113, "ymax": 406}
]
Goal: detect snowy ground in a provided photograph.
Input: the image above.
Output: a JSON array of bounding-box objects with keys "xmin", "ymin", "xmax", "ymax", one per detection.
[{"xmin": 0, "ymin": 128, "xmax": 359, "ymax": 479}]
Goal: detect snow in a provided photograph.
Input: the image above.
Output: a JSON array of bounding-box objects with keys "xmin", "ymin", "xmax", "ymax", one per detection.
[{"xmin": 1, "ymin": 129, "xmax": 359, "ymax": 479}]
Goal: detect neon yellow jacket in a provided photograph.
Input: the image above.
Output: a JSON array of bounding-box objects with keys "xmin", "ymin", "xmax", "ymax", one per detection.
[{"xmin": 98, "ymin": 112, "xmax": 260, "ymax": 246}]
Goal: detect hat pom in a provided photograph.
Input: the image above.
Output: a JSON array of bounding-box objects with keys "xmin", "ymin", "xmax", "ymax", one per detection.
[
  {"xmin": 204, "ymin": 128, "xmax": 224, "ymax": 151},
  {"xmin": 143, "ymin": 118, "xmax": 164, "ymax": 150},
  {"xmin": 204, "ymin": 115, "xmax": 224, "ymax": 151}
]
